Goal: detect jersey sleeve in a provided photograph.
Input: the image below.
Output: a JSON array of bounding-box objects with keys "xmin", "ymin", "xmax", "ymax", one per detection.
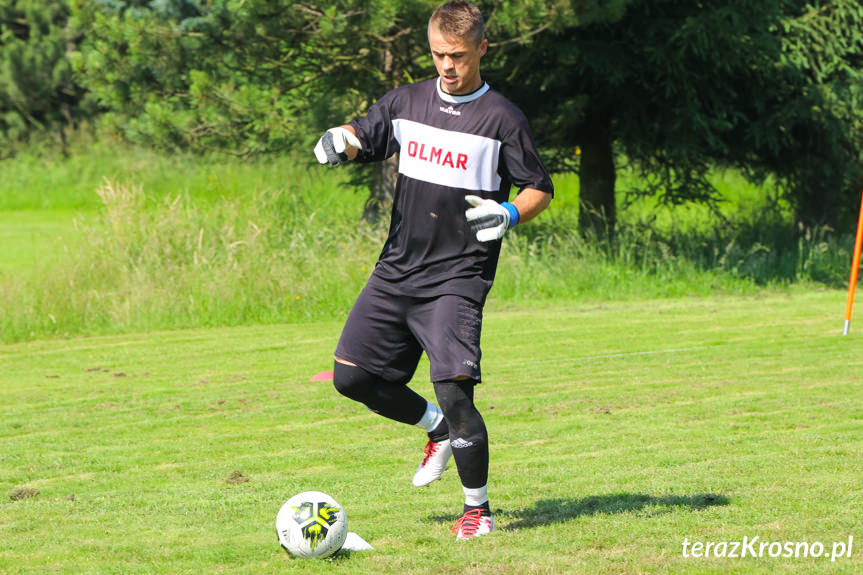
[
  {"xmin": 499, "ymin": 113, "xmax": 555, "ymax": 197},
  {"xmin": 349, "ymin": 90, "xmax": 400, "ymax": 163}
]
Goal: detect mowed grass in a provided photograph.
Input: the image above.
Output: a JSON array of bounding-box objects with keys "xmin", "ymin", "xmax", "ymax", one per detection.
[
  {"xmin": 2, "ymin": 290, "xmax": 861, "ymax": 574},
  {"xmin": 0, "ymin": 210, "xmax": 84, "ymax": 272}
]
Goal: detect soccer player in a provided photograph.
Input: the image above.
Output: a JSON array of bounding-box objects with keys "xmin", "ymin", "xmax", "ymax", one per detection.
[{"xmin": 314, "ymin": 0, "xmax": 553, "ymax": 540}]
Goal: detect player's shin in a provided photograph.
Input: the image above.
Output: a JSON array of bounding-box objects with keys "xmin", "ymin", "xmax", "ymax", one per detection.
[{"xmin": 433, "ymin": 380, "xmax": 490, "ymax": 491}]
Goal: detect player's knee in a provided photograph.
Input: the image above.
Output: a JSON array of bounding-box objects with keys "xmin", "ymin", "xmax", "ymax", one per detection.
[
  {"xmin": 434, "ymin": 380, "xmax": 485, "ymax": 438},
  {"xmin": 435, "ymin": 385, "xmax": 472, "ymax": 419},
  {"xmin": 332, "ymin": 361, "xmax": 374, "ymax": 401}
]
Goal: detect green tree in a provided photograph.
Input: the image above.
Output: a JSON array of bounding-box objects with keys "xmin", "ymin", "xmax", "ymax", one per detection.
[
  {"xmin": 72, "ymin": 0, "xmax": 863, "ymax": 232},
  {"xmin": 72, "ymin": 0, "xmax": 439, "ymax": 220},
  {"xmin": 778, "ymin": 1, "xmax": 863, "ymax": 227},
  {"xmin": 71, "ymin": 0, "xmax": 310, "ymax": 154},
  {"xmin": 488, "ymin": 0, "xmax": 863, "ymax": 236},
  {"xmin": 0, "ymin": 0, "xmax": 90, "ymax": 154}
]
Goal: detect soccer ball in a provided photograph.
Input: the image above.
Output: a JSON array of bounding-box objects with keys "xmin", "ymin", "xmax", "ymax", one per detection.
[{"xmin": 276, "ymin": 491, "xmax": 348, "ymax": 559}]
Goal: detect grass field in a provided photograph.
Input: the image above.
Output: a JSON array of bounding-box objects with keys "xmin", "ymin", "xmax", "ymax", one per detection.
[
  {"xmin": 2, "ymin": 144, "xmax": 860, "ymax": 572},
  {"xmin": 2, "ymin": 289, "xmax": 861, "ymax": 574}
]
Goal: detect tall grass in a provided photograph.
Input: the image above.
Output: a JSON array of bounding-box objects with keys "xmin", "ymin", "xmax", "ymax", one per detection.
[
  {"xmin": 492, "ymin": 170, "xmax": 855, "ymax": 306},
  {"xmin": 0, "ymin": 146, "xmax": 855, "ymax": 343},
  {"xmin": 494, "ymin": 209, "xmax": 853, "ymax": 307},
  {"xmin": 2, "ymin": 178, "xmax": 385, "ymax": 341},
  {"xmin": 0, "ymin": 150, "xmax": 383, "ymax": 342}
]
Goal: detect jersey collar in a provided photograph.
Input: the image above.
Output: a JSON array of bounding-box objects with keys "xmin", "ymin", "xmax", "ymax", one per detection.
[{"xmin": 436, "ymin": 77, "xmax": 490, "ymax": 104}]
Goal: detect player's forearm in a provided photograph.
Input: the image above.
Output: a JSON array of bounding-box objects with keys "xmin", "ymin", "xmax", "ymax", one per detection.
[
  {"xmin": 340, "ymin": 125, "xmax": 360, "ymax": 161},
  {"xmin": 511, "ymin": 187, "xmax": 552, "ymax": 224}
]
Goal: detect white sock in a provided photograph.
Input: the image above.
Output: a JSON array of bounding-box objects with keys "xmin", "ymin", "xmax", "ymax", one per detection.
[
  {"xmin": 414, "ymin": 402, "xmax": 444, "ymax": 433},
  {"xmin": 463, "ymin": 485, "xmax": 489, "ymax": 507}
]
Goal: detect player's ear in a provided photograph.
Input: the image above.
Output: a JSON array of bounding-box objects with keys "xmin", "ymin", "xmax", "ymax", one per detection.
[{"xmin": 479, "ymin": 38, "xmax": 488, "ymax": 58}]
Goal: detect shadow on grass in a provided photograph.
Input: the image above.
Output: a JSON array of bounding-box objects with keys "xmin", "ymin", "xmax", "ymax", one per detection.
[
  {"xmin": 502, "ymin": 493, "xmax": 729, "ymax": 531},
  {"xmin": 429, "ymin": 492, "xmax": 729, "ymax": 531}
]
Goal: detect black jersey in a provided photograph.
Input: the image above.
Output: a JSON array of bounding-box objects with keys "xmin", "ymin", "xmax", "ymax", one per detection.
[{"xmin": 350, "ymin": 77, "xmax": 553, "ymax": 303}]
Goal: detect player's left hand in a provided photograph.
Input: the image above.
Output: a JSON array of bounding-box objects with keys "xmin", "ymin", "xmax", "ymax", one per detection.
[{"xmin": 464, "ymin": 195, "xmax": 520, "ymax": 242}]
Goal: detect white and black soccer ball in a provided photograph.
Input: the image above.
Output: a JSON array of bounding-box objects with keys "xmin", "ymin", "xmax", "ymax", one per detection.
[{"xmin": 276, "ymin": 491, "xmax": 348, "ymax": 559}]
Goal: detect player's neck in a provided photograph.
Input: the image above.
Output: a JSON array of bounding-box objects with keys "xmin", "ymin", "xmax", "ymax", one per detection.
[{"xmin": 442, "ymin": 75, "xmax": 484, "ymax": 96}]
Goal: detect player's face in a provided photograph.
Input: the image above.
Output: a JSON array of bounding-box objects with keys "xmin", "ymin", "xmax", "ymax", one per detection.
[{"xmin": 428, "ymin": 25, "xmax": 487, "ymax": 95}]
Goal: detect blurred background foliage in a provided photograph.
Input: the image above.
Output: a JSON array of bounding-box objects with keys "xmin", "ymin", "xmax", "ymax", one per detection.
[{"xmin": 1, "ymin": 0, "xmax": 862, "ymax": 232}]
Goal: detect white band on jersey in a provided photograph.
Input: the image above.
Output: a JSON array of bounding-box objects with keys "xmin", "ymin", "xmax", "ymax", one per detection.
[{"xmin": 393, "ymin": 118, "xmax": 502, "ymax": 192}]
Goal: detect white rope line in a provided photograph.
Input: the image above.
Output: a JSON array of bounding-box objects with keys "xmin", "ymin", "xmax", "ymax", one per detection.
[{"xmin": 497, "ymin": 346, "xmax": 710, "ymax": 368}]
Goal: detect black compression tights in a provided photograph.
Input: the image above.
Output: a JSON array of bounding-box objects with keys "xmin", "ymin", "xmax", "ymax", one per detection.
[
  {"xmin": 332, "ymin": 363, "xmax": 489, "ymax": 489},
  {"xmin": 332, "ymin": 361, "xmax": 427, "ymax": 425},
  {"xmin": 434, "ymin": 380, "xmax": 489, "ymax": 489}
]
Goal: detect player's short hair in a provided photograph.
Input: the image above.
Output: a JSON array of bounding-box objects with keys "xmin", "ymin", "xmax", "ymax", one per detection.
[{"xmin": 429, "ymin": 1, "xmax": 485, "ymax": 47}]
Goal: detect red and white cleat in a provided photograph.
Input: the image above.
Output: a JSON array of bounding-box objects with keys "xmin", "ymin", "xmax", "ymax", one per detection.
[
  {"xmin": 412, "ymin": 439, "xmax": 452, "ymax": 487},
  {"xmin": 451, "ymin": 508, "xmax": 495, "ymax": 540}
]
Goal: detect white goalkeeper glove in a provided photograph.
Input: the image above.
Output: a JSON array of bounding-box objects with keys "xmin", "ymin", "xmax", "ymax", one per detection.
[
  {"xmin": 465, "ymin": 195, "xmax": 520, "ymax": 242},
  {"xmin": 314, "ymin": 127, "xmax": 362, "ymax": 166}
]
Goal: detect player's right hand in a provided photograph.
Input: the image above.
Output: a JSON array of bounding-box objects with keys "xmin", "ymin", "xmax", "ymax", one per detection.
[{"xmin": 314, "ymin": 127, "xmax": 362, "ymax": 166}]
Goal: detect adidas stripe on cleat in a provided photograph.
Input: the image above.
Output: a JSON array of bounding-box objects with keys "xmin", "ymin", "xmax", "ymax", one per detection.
[{"xmin": 412, "ymin": 439, "xmax": 452, "ymax": 487}]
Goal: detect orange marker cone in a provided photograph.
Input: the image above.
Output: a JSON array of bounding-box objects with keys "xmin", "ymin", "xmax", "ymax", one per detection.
[{"xmin": 843, "ymin": 190, "xmax": 863, "ymax": 335}]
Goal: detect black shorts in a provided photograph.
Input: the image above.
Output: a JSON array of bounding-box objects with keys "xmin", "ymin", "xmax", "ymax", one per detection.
[{"xmin": 335, "ymin": 279, "xmax": 483, "ymax": 384}]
